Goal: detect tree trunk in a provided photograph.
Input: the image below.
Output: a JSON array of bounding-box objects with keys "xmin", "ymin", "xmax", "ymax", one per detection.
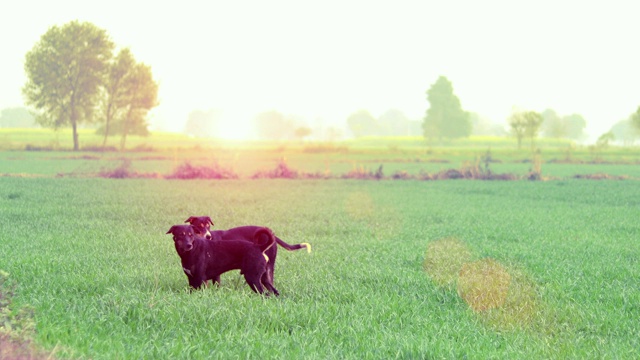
[
  {"xmin": 120, "ymin": 133, "xmax": 127, "ymax": 151},
  {"xmin": 102, "ymin": 121, "xmax": 110, "ymax": 149},
  {"xmin": 72, "ymin": 121, "xmax": 79, "ymax": 151},
  {"xmin": 120, "ymin": 108, "xmax": 132, "ymax": 151},
  {"xmin": 70, "ymin": 105, "xmax": 79, "ymax": 151},
  {"xmin": 102, "ymin": 103, "xmax": 112, "ymax": 149}
]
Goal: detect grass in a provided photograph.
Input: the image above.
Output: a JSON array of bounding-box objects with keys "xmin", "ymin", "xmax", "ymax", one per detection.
[
  {"xmin": 1, "ymin": 178, "xmax": 639, "ymax": 358},
  {"xmin": 3, "ymin": 145, "xmax": 640, "ymax": 180},
  {"xmin": 1, "ymin": 129, "xmax": 640, "ymax": 358}
]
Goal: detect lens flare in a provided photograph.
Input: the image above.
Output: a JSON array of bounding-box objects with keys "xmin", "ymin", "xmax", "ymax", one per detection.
[{"xmin": 423, "ymin": 238, "xmax": 474, "ymax": 287}]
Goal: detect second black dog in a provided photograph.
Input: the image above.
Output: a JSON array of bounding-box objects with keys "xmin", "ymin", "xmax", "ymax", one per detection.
[{"xmin": 166, "ymin": 224, "xmax": 279, "ymax": 295}]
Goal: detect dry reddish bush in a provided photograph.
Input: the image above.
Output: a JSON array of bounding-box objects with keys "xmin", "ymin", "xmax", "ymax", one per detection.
[
  {"xmin": 251, "ymin": 158, "xmax": 298, "ymax": 179},
  {"xmin": 342, "ymin": 165, "xmax": 384, "ymax": 180},
  {"xmin": 166, "ymin": 162, "xmax": 238, "ymax": 179}
]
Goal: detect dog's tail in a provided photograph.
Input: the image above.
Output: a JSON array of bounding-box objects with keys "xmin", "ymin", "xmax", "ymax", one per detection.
[
  {"xmin": 254, "ymin": 227, "xmax": 277, "ymax": 262},
  {"xmin": 276, "ymin": 238, "xmax": 312, "ymax": 253}
]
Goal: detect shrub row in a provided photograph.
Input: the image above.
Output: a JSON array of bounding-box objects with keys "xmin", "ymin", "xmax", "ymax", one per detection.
[{"xmin": 95, "ymin": 158, "xmax": 556, "ymax": 181}]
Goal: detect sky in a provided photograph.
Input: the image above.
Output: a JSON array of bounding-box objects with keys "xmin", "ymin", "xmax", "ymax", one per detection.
[{"xmin": 1, "ymin": 0, "xmax": 639, "ymax": 141}]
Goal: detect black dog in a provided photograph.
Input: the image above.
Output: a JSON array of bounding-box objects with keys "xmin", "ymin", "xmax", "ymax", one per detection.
[
  {"xmin": 185, "ymin": 216, "xmax": 310, "ymax": 286},
  {"xmin": 166, "ymin": 224, "xmax": 279, "ymax": 295}
]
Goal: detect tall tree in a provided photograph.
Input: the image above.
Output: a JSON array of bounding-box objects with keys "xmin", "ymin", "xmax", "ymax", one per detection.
[
  {"xmin": 97, "ymin": 49, "xmax": 158, "ymax": 150},
  {"xmin": 23, "ymin": 21, "xmax": 114, "ymax": 151},
  {"xmin": 113, "ymin": 60, "xmax": 158, "ymax": 150},
  {"xmin": 562, "ymin": 113, "xmax": 587, "ymax": 141},
  {"xmin": 610, "ymin": 118, "xmax": 639, "ymax": 145},
  {"xmin": 422, "ymin": 76, "xmax": 470, "ymax": 142},
  {"xmin": 541, "ymin": 109, "xmax": 565, "ymax": 138},
  {"xmin": 523, "ymin": 111, "xmax": 544, "ymax": 150},
  {"xmin": 541, "ymin": 109, "xmax": 587, "ymax": 140},
  {"xmin": 378, "ymin": 109, "xmax": 409, "ymax": 136},
  {"xmin": 347, "ymin": 109, "xmax": 379, "ymax": 138},
  {"xmin": 508, "ymin": 112, "xmax": 528, "ymax": 149},
  {"xmin": 99, "ymin": 48, "xmax": 135, "ymax": 148},
  {"xmin": 254, "ymin": 110, "xmax": 294, "ymax": 140},
  {"xmin": 629, "ymin": 106, "xmax": 640, "ymax": 134}
]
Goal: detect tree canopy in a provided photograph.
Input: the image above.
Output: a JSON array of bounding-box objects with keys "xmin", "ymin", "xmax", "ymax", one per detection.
[
  {"xmin": 508, "ymin": 110, "xmax": 543, "ymax": 150},
  {"xmin": 254, "ymin": 110, "xmax": 295, "ymax": 140},
  {"xmin": 629, "ymin": 106, "xmax": 640, "ymax": 134},
  {"xmin": 378, "ymin": 109, "xmax": 410, "ymax": 136},
  {"xmin": 541, "ymin": 109, "xmax": 586, "ymax": 140},
  {"xmin": 23, "ymin": 21, "xmax": 157, "ymax": 151},
  {"xmin": 347, "ymin": 110, "xmax": 379, "ymax": 138},
  {"xmin": 422, "ymin": 76, "xmax": 470, "ymax": 142},
  {"xmin": 23, "ymin": 21, "xmax": 115, "ymax": 151}
]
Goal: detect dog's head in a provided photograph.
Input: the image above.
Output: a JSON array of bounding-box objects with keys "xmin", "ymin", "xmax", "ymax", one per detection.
[
  {"xmin": 185, "ymin": 216, "xmax": 213, "ymax": 240},
  {"xmin": 166, "ymin": 225, "xmax": 198, "ymax": 253}
]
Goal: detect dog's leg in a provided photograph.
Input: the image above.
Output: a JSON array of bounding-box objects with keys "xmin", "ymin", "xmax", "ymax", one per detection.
[
  {"xmin": 266, "ymin": 250, "xmax": 276, "ymax": 289},
  {"xmin": 261, "ymin": 272, "xmax": 280, "ymax": 296},
  {"xmin": 244, "ymin": 273, "xmax": 266, "ymax": 294},
  {"xmin": 188, "ymin": 275, "xmax": 205, "ymax": 290}
]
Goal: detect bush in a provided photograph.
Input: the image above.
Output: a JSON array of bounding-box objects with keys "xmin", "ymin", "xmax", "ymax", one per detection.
[
  {"xmin": 166, "ymin": 161, "xmax": 238, "ymax": 179},
  {"xmin": 251, "ymin": 158, "xmax": 298, "ymax": 179},
  {"xmin": 99, "ymin": 159, "xmax": 134, "ymax": 179},
  {"xmin": 82, "ymin": 145, "xmax": 118, "ymax": 152},
  {"xmin": 342, "ymin": 164, "xmax": 384, "ymax": 180}
]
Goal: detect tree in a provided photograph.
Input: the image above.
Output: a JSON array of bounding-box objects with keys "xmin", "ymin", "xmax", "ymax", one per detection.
[
  {"xmin": 117, "ymin": 61, "xmax": 157, "ymax": 150},
  {"xmin": 629, "ymin": 106, "xmax": 640, "ymax": 133},
  {"xmin": 422, "ymin": 76, "xmax": 470, "ymax": 142},
  {"xmin": 254, "ymin": 110, "xmax": 294, "ymax": 140},
  {"xmin": 378, "ymin": 109, "xmax": 409, "ymax": 136},
  {"xmin": 508, "ymin": 110, "xmax": 542, "ymax": 149},
  {"xmin": 294, "ymin": 126, "xmax": 312, "ymax": 141},
  {"xmin": 508, "ymin": 112, "xmax": 528, "ymax": 149},
  {"xmin": 610, "ymin": 118, "xmax": 639, "ymax": 145},
  {"xmin": 541, "ymin": 109, "xmax": 587, "ymax": 140},
  {"xmin": 347, "ymin": 110, "xmax": 379, "ymax": 138},
  {"xmin": 563, "ymin": 113, "xmax": 587, "ymax": 140},
  {"xmin": 596, "ymin": 131, "xmax": 615, "ymax": 148},
  {"xmin": 23, "ymin": 21, "xmax": 114, "ymax": 151},
  {"xmin": 97, "ymin": 52, "xmax": 158, "ymax": 150},
  {"xmin": 523, "ymin": 111, "xmax": 544, "ymax": 149},
  {"xmin": 98, "ymin": 48, "xmax": 135, "ymax": 148},
  {"xmin": 541, "ymin": 109, "xmax": 565, "ymax": 138}
]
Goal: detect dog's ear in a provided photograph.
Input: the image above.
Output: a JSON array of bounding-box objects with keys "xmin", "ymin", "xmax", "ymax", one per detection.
[
  {"xmin": 166, "ymin": 225, "xmax": 176, "ymax": 234},
  {"xmin": 206, "ymin": 216, "xmax": 213, "ymax": 226},
  {"xmin": 184, "ymin": 217, "xmax": 195, "ymax": 224}
]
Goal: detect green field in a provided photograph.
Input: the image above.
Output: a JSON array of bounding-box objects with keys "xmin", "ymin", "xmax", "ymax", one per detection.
[
  {"xmin": 1, "ymin": 130, "xmax": 640, "ymax": 358},
  {"xmin": 1, "ymin": 177, "xmax": 639, "ymax": 359}
]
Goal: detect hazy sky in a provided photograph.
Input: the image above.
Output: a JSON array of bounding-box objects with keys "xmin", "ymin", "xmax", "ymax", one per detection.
[{"xmin": 1, "ymin": 0, "xmax": 639, "ymax": 140}]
